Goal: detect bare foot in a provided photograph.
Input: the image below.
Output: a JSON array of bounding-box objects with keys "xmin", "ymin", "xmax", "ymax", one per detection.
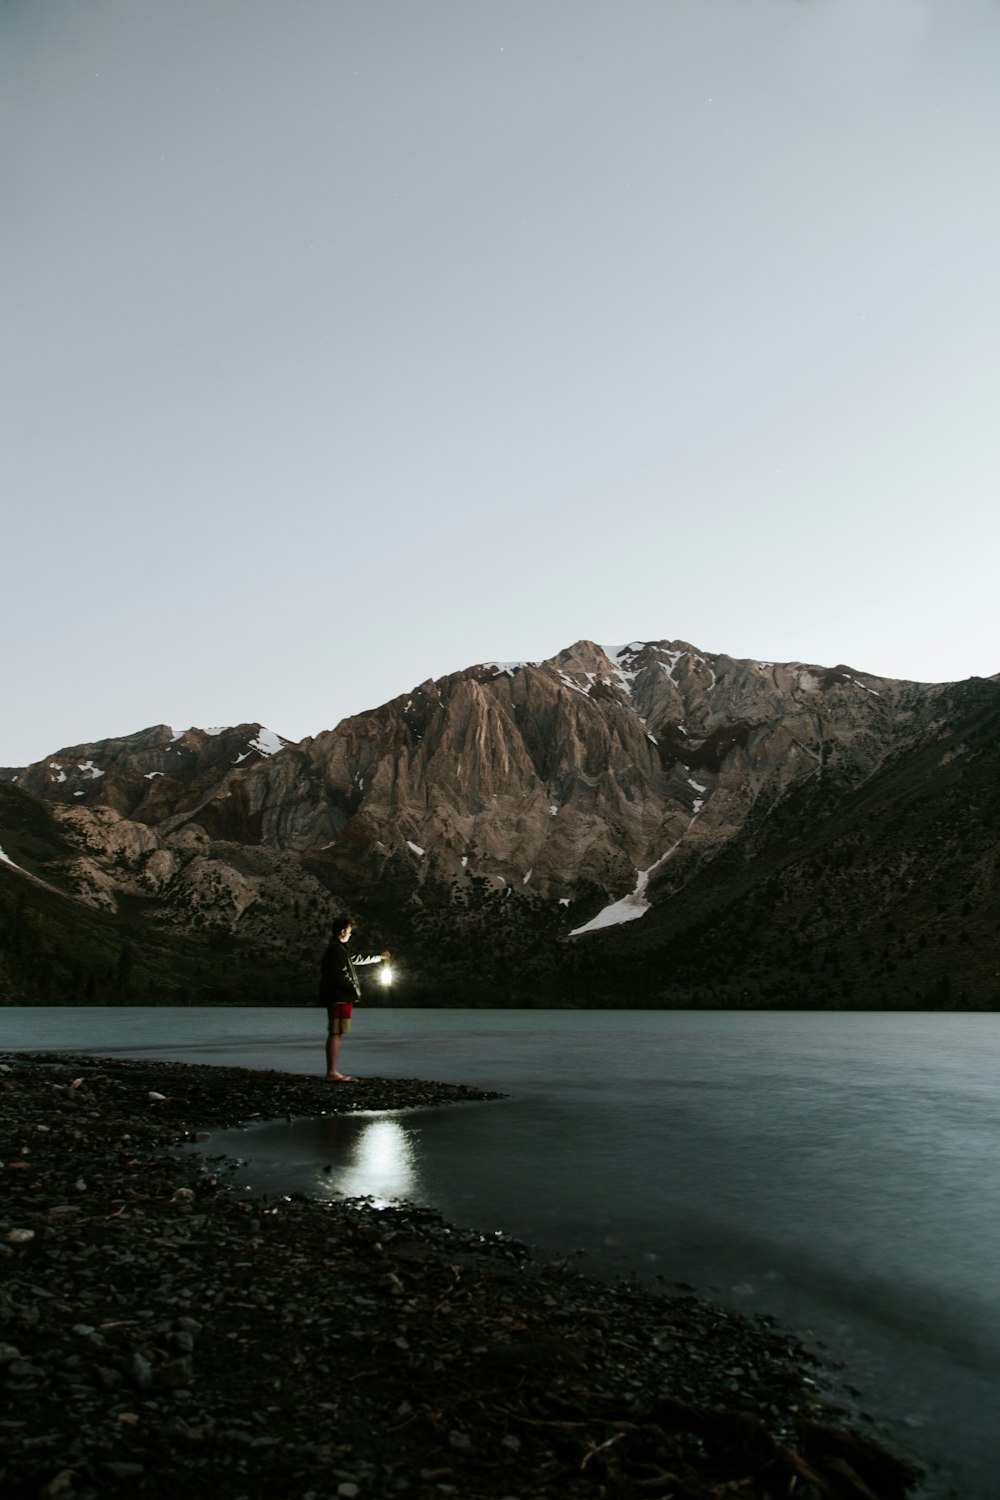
[{"xmin": 324, "ymin": 1072, "xmax": 354, "ymax": 1082}]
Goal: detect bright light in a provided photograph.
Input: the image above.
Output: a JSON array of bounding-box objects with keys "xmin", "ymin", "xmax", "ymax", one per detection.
[
  {"xmin": 321, "ymin": 1118, "xmax": 418, "ymax": 1206},
  {"xmin": 379, "ymin": 964, "xmax": 394, "ymax": 987}
]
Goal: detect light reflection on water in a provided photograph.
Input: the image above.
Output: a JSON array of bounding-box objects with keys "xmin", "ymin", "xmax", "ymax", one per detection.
[
  {"xmin": 308, "ymin": 1114, "xmax": 419, "ymax": 1206},
  {"xmin": 202, "ymin": 1110, "xmax": 426, "ymax": 1210}
]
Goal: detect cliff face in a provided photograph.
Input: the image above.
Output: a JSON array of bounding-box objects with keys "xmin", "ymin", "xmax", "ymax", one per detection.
[
  {"xmin": 2, "ymin": 641, "xmax": 997, "ymax": 1008},
  {"xmin": 182, "ymin": 639, "xmax": 959, "ymax": 911}
]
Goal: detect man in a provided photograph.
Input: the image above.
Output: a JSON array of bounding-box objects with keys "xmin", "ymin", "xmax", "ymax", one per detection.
[{"xmin": 318, "ymin": 915, "xmax": 389, "ymax": 1081}]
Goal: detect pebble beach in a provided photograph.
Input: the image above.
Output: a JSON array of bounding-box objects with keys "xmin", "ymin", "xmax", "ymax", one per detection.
[{"xmin": 1, "ymin": 1052, "xmax": 921, "ymax": 1500}]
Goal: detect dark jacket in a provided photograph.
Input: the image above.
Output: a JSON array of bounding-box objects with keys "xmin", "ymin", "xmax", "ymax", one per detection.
[
  {"xmin": 319, "ymin": 940, "xmax": 359, "ymax": 1005},
  {"xmin": 318, "ymin": 941, "xmax": 382, "ymax": 1004}
]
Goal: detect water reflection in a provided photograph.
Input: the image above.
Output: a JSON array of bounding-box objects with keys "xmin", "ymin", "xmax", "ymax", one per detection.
[{"xmin": 309, "ymin": 1114, "xmax": 420, "ymax": 1207}]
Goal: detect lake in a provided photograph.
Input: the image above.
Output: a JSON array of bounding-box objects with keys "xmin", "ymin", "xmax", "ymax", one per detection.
[{"xmin": 4, "ymin": 1006, "xmax": 998, "ymax": 1499}]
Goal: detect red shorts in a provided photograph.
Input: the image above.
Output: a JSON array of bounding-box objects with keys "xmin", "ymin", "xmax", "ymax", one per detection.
[{"xmin": 326, "ymin": 1002, "xmax": 353, "ymax": 1036}]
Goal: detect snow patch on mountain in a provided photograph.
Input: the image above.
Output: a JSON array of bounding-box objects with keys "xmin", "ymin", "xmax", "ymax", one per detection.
[
  {"xmin": 611, "ymin": 665, "xmax": 639, "ymax": 696},
  {"xmin": 249, "ymin": 728, "xmax": 284, "ymax": 756},
  {"xmin": 604, "ymin": 644, "xmax": 646, "ymax": 697},
  {"xmin": 688, "ymin": 777, "xmax": 708, "ymax": 813},
  {"xmin": 482, "ymin": 660, "xmax": 536, "ymax": 677},
  {"xmin": 570, "ymin": 840, "xmax": 682, "ymax": 936},
  {"xmin": 568, "ymin": 888, "xmax": 651, "ymax": 935},
  {"xmin": 570, "ymin": 795, "xmax": 709, "ymax": 937},
  {"xmin": 660, "ymin": 650, "xmax": 686, "ymax": 680}
]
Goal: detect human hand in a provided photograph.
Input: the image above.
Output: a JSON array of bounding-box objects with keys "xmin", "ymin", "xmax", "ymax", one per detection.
[{"xmin": 381, "ymin": 951, "xmax": 391, "ymax": 961}]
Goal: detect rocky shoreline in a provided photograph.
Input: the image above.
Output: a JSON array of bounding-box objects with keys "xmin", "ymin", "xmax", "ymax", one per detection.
[{"xmin": 1, "ymin": 1053, "xmax": 921, "ymax": 1499}]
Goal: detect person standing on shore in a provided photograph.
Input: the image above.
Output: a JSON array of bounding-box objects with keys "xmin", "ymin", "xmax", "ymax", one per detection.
[{"xmin": 319, "ymin": 916, "xmax": 390, "ymax": 1081}]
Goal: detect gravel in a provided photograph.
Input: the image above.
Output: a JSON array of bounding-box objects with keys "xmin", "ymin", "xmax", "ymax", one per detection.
[{"xmin": 1, "ymin": 1051, "xmax": 921, "ymax": 1499}]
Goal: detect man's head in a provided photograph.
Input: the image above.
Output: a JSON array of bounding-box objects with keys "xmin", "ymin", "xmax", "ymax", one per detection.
[{"xmin": 332, "ymin": 915, "xmax": 354, "ymax": 943}]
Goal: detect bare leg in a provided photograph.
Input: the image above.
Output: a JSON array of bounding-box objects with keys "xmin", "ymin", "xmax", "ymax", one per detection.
[{"xmin": 325, "ymin": 1032, "xmax": 352, "ymax": 1081}]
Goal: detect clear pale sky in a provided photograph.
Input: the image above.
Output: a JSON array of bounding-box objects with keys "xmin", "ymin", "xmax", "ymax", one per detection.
[{"xmin": 3, "ymin": 0, "xmax": 998, "ymax": 767}]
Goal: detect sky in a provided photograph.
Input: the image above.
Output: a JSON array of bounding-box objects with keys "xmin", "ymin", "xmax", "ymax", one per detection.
[{"xmin": 3, "ymin": 0, "xmax": 999, "ymax": 767}]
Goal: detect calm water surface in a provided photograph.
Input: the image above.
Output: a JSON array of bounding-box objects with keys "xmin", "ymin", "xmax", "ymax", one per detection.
[{"xmin": 5, "ymin": 1007, "xmax": 998, "ymax": 1499}]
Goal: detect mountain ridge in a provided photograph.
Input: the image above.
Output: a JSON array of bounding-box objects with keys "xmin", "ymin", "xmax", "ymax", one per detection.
[{"xmin": 2, "ymin": 639, "xmax": 997, "ymax": 1008}]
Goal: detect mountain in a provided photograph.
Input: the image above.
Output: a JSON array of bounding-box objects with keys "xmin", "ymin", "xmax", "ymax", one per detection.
[{"xmin": 2, "ymin": 642, "xmax": 998, "ymax": 1008}]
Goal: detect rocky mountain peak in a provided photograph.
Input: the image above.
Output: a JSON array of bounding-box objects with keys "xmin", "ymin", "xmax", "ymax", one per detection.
[
  {"xmin": 2, "ymin": 637, "xmax": 997, "ymax": 1010},
  {"xmin": 10, "ymin": 723, "xmax": 294, "ymax": 824}
]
